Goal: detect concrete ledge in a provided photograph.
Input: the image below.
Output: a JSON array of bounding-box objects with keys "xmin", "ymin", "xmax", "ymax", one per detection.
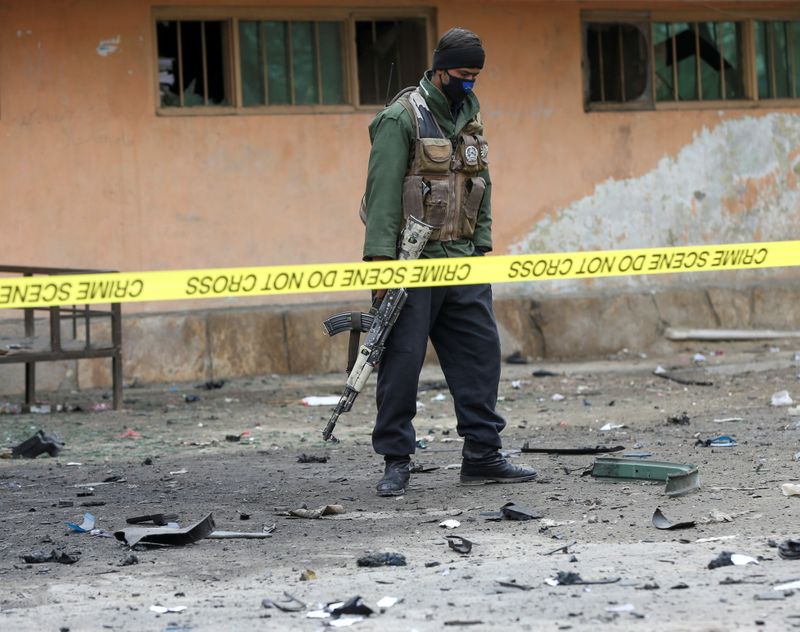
[{"xmin": 2, "ymin": 280, "xmax": 800, "ymax": 396}]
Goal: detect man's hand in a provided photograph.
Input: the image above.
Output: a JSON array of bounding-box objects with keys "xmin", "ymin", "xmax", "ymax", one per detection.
[{"xmin": 369, "ymin": 256, "xmax": 393, "ymax": 300}]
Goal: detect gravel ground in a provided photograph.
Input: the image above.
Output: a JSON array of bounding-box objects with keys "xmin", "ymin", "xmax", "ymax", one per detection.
[{"xmin": 2, "ymin": 342, "xmax": 800, "ymax": 632}]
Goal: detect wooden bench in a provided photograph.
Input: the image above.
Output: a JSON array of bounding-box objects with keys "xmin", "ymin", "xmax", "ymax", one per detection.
[{"xmin": 0, "ymin": 266, "xmax": 122, "ymax": 410}]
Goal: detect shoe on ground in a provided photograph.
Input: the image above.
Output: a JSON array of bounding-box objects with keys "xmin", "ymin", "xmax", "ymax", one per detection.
[
  {"xmin": 460, "ymin": 453, "xmax": 537, "ymax": 485},
  {"xmin": 376, "ymin": 457, "xmax": 411, "ymax": 496}
]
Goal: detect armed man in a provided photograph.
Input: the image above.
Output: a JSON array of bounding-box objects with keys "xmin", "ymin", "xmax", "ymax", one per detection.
[{"xmin": 362, "ymin": 27, "xmax": 538, "ymax": 496}]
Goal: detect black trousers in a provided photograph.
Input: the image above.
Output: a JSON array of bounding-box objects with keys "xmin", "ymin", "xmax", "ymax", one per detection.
[{"xmin": 373, "ymin": 283, "xmax": 506, "ymax": 457}]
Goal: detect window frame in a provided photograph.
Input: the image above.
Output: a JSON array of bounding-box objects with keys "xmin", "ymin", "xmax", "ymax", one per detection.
[
  {"xmin": 151, "ymin": 6, "xmax": 437, "ymax": 116},
  {"xmin": 582, "ymin": 8, "xmax": 800, "ymax": 112}
]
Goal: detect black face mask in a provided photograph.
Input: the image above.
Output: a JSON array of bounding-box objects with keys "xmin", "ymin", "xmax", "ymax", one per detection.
[{"xmin": 441, "ymin": 72, "xmax": 475, "ymax": 103}]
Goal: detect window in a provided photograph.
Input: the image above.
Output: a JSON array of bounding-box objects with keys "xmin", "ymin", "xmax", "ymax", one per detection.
[
  {"xmin": 755, "ymin": 21, "xmax": 800, "ymax": 99},
  {"xmin": 355, "ymin": 19, "xmax": 428, "ymax": 105},
  {"xmin": 153, "ymin": 9, "xmax": 433, "ymax": 113},
  {"xmin": 157, "ymin": 20, "xmax": 231, "ymax": 107},
  {"xmin": 583, "ymin": 11, "xmax": 800, "ymax": 110}
]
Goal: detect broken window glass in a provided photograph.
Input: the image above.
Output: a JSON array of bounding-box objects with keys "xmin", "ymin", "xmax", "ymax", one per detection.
[
  {"xmin": 653, "ymin": 21, "xmax": 744, "ymax": 102},
  {"xmin": 585, "ymin": 23, "xmax": 649, "ymax": 105},
  {"xmin": 356, "ymin": 19, "xmax": 428, "ymax": 105},
  {"xmin": 238, "ymin": 20, "xmax": 345, "ymax": 106},
  {"xmin": 755, "ymin": 20, "xmax": 800, "ymax": 99},
  {"xmin": 156, "ymin": 20, "xmax": 230, "ymax": 108}
]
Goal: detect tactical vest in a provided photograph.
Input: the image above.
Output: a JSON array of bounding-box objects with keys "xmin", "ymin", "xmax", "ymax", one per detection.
[{"xmin": 361, "ymin": 87, "xmax": 489, "ymax": 243}]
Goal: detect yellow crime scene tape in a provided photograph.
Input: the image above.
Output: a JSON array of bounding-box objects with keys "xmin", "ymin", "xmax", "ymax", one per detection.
[{"xmin": 1, "ymin": 241, "xmax": 798, "ymax": 309}]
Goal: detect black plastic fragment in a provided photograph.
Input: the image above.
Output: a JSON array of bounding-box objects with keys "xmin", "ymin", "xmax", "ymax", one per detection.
[
  {"xmin": 446, "ymin": 536, "xmax": 473, "ymax": 554},
  {"xmin": 125, "ymin": 513, "xmax": 178, "ymax": 526},
  {"xmin": 778, "ymin": 538, "xmax": 800, "ymax": 560},
  {"xmin": 331, "ymin": 596, "xmax": 374, "ymax": 617},
  {"xmin": 357, "ymin": 552, "xmax": 407, "ymax": 567},
  {"xmin": 297, "ymin": 454, "xmax": 328, "ymax": 464},
  {"xmin": 652, "ymin": 507, "xmax": 696, "ymax": 530},
  {"xmin": 12, "ymin": 430, "xmax": 64, "ymax": 458},
  {"xmin": 708, "ymin": 551, "xmax": 735, "ymax": 570},
  {"xmin": 521, "ymin": 442, "xmax": 624, "ymax": 455}
]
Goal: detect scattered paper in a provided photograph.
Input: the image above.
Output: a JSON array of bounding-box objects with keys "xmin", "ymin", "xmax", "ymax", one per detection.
[
  {"xmin": 439, "ymin": 519, "xmax": 461, "ymax": 529},
  {"xmin": 600, "ymin": 422, "xmax": 625, "ymax": 432},
  {"xmin": 774, "ymin": 580, "xmax": 800, "ymax": 591},
  {"xmin": 781, "ymin": 483, "xmax": 800, "ymax": 497},
  {"xmin": 376, "ymin": 596, "xmax": 399, "ymax": 609},
  {"xmin": 730, "ymin": 554, "xmax": 759, "ymax": 566},
  {"xmin": 605, "ymin": 603, "xmax": 636, "ymax": 613},
  {"xmin": 771, "ymin": 390, "xmax": 794, "ymax": 407},
  {"xmin": 551, "ymin": 393, "xmax": 566, "ymax": 401}
]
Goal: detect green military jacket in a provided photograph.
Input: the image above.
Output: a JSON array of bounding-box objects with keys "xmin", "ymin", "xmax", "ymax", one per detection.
[{"xmin": 362, "ymin": 71, "xmax": 492, "ymax": 261}]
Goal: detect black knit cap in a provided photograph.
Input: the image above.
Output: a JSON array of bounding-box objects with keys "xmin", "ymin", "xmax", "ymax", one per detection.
[{"xmin": 432, "ymin": 27, "xmax": 485, "ymax": 70}]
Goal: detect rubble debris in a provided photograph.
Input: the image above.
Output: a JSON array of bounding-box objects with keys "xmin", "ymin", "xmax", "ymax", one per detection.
[
  {"xmin": 115, "ymin": 513, "xmax": 215, "ymax": 547},
  {"xmin": 778, "ymin": 538, "xmax": 800, "ymax": 560},
  {"xmin": 225, "ymin": 432, "xmax": 251, "ymax": 442},
  {"xmin": 496, "ymin": 579, "xmax": 533, "ymax": 591},
  {"xmin": 588, "ymin": 457, "xmax": 700, "ymax": 497},
  {"xmin": 481, "ymin": 502, "xmax": 542, "ymax": 521},
  {"xmin": 667, "ymin": 412, "xmax": 691, "ymax": 425},
  {"xmin": 119, "ymin": 553, "xmax": 139, "ymax": 566},
  {"xmin": 551, "ymin": 393, "xmax": 566, "ymax": 402},
  {"xmin": 307, "ymin": 596, "xmax": 374, "ymax": 621},
  {"xmin": 707, "ymin": 551, "xmax": 759, "ymax": 569},
  {"xmin": 532, "ymin": 369, "xmax": 559, "ymax": 377},
  {"xmin": 297, "ymin": 454, "xmax": 328, "ymax": 464},
  {"xmin": 605, "ymin": 603, "xmax": 636, "ymax": 614},
  {"xmin": 444, "ymin": 621, "xmax": 484, "ymax": 627},
  {"xmin": 505, "ymin": 351, "xmax": 528, "ymax": 364},
  {"xmin": 300, "ymin": 569, "xmax": 317, "ymax": 581},
  {"xmin": 545, "ymin": 571, "xmax": 620, "ymax": 586},
  {"xmin": 652, "ymin": 507, "xmax": 696, "ymax": 530},
  {"xmin": 439, "ymin": 519, "xmax": 461, "ymax": 529},
  {"xmin": 12, "ymin": 430, "xmax": 64, "ymax": 458},
  {"xmin": 288, "ymin": 505, "xmax": 345, "ymax": 519},
  {"xmin": 446, "ymin": 536, "xmax": 473, "ymax": 554},
  {"xmin": 22, "ymin": 550, "xmax": 78, "ymax": 564},
  {"xmin": 695, "ymin": 435, "xmax": 737, "ymax": 448},
  {"xmin": 126, "ymin": 513, "xmax": 179, "ymax": 526},
  {"xmin": 65, "ymin": 512, "xmax": 96, "ymax": 533},
  {"xmin": 654, "ymin": 366, "xmax": 712, "ymax": 386},
  {"xmin": 542, "ymin": 541, "xmax": 577, "ymax": 556},
  {"xmin": 771, "ymin": 390, "xmax": 795, "ymax": 407},
  {"xmin": 409, "ymin": 462, "xmax": 439, "ymax": 473},
  {"xmin": 119, "ymin": 428, "xmax": 142, "ymax": 439},
  {"xmin": 196, "ymin": 380, "xmax": 225, "ymax": 390},
  {"xmin": 521, "ymin": 441, "xmax": 624, "ymax": 455},
  {"xmin": 356, "ymin": 552, "xmax": 407, "ymax": 567},
  {"xmin": 262, "ymin": 592, "xmax": 306, "ymax": 612}
]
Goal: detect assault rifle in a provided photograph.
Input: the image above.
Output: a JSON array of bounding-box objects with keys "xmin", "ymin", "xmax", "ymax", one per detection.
[{"xmin": 321, "ymin": 216, "xmax": 434, "ymax": 441}]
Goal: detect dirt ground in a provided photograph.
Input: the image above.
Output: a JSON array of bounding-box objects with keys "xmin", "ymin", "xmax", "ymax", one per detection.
[{"xmin": 2, "ymin": 342, "xmax": 800, "ymax": 632}]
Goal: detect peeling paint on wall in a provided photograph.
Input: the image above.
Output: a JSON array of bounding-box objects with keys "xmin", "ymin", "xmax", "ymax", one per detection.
[
  {"xmin": 96, "ymin": 36, "xmax": 121, "ymax": 57},
  {"xmin": 509, "ymin": 113, "xmax": 800, "ymax": 294}
]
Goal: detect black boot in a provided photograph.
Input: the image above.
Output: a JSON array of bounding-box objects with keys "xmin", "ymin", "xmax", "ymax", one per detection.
[
  {"xmin": 460, "ymin": 442, "xmax": 537, "ymax": 485},
  {"xmin": 376, "ymin": 456, "xmax": 411, "ymax": 497}
]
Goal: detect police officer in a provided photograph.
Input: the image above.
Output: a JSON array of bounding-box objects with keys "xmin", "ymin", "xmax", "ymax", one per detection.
[{"xmin": 363, "ymin": 27, "xmax": 537, "ymax": 496}]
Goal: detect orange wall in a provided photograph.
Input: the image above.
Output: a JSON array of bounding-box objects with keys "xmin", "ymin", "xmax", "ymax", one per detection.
[{"xmin": 1, "ymin": 0, "xmax": 798, "ymax": 312}]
